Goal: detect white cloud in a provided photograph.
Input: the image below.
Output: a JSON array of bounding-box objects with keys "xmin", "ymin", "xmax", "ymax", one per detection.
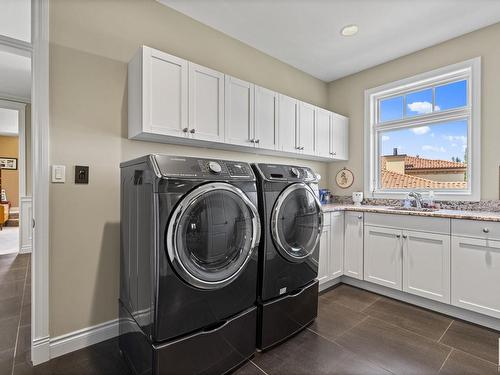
[
  {"xmin": 451, "ymin": 143, "xmax": 458, "ymax": 148},
  {"xmin": 444, "ymin": 135, "xmax": 467, "ymax": 144},
  {"xmin": 381, "ymin": 135, "xmax": 390, "ymax": 141},
  {"xmin": 407, "ymin": 101, "xmax": 433, "ymax": 114},
  {"xmin": 422, "ymin": 145, "xmax": 446, "ymax": 153},
  {"xmin": 411, "ymin": 126, "xmax": 430, "ymax": 135}
]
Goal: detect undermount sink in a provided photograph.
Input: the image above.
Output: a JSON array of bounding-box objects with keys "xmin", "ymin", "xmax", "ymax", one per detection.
[{"xmin": 389, "ymin": 206, "xmax": 439, "ymax": 212}]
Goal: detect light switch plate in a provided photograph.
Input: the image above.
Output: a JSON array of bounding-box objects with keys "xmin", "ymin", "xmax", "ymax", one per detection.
[{"xmin": 52, "ymin": 165, "xmax": 66, "ymax": 183}]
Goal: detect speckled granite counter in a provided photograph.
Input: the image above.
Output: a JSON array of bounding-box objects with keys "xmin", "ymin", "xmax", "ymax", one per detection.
[{"xmin": 321, "ymin": 204, "xmax": 500, "ymax": 222}]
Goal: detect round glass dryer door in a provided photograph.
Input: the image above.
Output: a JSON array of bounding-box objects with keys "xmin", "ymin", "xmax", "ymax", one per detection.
[
  {"xmin": 271, "ymin": 183, "xmax": 323, "ymax": 262},
  {"xmin": 166, "ymin": 182, "xmax": 260, "ymax": 290}
]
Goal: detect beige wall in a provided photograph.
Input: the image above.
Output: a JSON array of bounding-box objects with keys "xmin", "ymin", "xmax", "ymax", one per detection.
[
  {"xmin": 327, "ymin": 22, "xmax": 500, "ymax": 200},
  {"xmin": 0, "ymin": 136, "xmax": 19, "ymax": 207},
  {"xmin": 49, "ymin": 0, "xmax": 329, "ymax": 337}
]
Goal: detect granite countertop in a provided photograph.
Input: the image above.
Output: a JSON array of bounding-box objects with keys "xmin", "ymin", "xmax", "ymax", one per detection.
[{"xmin": 321, "ymin": 204, "xmax": 500, "ymax": 223}]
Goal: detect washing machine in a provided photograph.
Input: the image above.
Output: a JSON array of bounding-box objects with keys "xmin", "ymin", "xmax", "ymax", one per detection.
[
  {"xmin": 119, "ymin": 154, "xmax": 261, "ymax": 374},
  {"xmin": 252, "ymin": 163, "xmax": 323, "ymax": 350}
]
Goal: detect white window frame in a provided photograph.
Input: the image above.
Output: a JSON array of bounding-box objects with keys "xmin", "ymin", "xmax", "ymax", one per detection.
[{"xmin": 364, "ymin": 57, "xmax": 481, "ymax": 201}]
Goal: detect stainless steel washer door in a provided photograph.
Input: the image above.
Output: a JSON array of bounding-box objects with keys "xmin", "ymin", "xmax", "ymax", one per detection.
[
  {"xmin": 166, "ymin": 182, "xmax": 260, "ymax": 290},
  {"xmin": 271, "ymin": 183, "xmax": 323, "ymax": 262}
]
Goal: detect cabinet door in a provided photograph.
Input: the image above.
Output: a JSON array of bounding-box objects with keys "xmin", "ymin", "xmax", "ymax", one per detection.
[
  {"xmin": 298, "ymin": 102, "xmax": 316, "ymax": 155},
  {"xmin": 403, "ymin": 231, "xmax": 450, "ymax": 303},
  {"xmin": 318, "ymin": 217, "xmax": 331, "ymax": 285},
  {"xmin": 278, "ymin": 94, "xmax": 298, "ymax": 153},
  {"xmin": 145, "ymin": 47, "xmax": 188, "ymax": 137},
  {"xmin": 224, "ymin": 76, "xmax": 254, "ymax": 147},
  {"xmin": 254, "ymin": 86, "xmax": 278, "ymax": 150},
  {"xmin": 344, "ymin": 212, "xmax": 364, "ymax": 280},
  {"xmin": 188, "ymin": 63, "xmax": 224, "ymax": 142},
  {"xmin": 451, "ymin": 236, "xmax": 500, "ymax": 319},
  {"xmin": 315, "ymin": 108, "xmax": 331, "ymax": 158},
  {"xmin": 331, "ymin": 114, "xmax": 348, "ymax": 160},
  {"xmin": 364, "ymin": 225, "xmax": 402, "ymax": 290},
  {"xmin": 330, "ymin": 212, "xmax": 344, "ymax": 279}
]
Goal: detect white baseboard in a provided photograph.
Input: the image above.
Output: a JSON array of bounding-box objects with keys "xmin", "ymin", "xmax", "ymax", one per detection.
[
  {"xmin": 49, "ymin": 319, "xmax": 119, "ymax": 360},
  {"xmin": 32, "ymin": 336, "xmax": 50, "ymax": 365},
  {"xmin": 319, "ymin": 277, "xmax": 342, "ymax": 292},
  {"xmin": 341, "ymin": 276, "xmax": 500, "ymax": 332}
]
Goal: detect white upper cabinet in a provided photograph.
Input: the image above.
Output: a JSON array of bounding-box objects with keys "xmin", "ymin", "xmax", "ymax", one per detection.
[
  {"xmin": 254, "ymin": 86, "xmax": 278, "ymax": 150},
  {"xmin": 278, "ymin": 94, "xmax": 298, "ymax": 153},
  {"xmin": 188, "ymin": 63, "xmax": 224, "ymax": 142},
  {"xmin": 315, "ymin": 108, "xmax": 331, "ymax": 158},
  {"xmin": 331, "ymin": 113, "xmax": 348, "ymax": 160},
  {"xmin": 224, "ymin": 76, "xmax": 254, "ymax": 147},
  {"xmin": 298, "ymin": 102, "xmax": 316, "ymax": 155},
  {"xmin": 128, "ymin": 46, "xmax": 349, "ymax": 161},
  {"xmin": 129, "ymin": 46, "xmax": 188, "ymax": 139}
]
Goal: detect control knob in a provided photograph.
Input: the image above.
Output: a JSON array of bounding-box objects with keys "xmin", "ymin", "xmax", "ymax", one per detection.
[
  {"xmin": 291, "ymin": 167, "xmax": 300, "ymax": 177},
  {"xmin": 208, "ymin": 161, "xmax": 222, "ymax": 174}
]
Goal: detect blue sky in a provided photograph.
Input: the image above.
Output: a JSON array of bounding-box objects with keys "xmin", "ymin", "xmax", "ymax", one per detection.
[
  {"xmin": 380, "ymin": 120, "xmax": 468, "ymax": 162},
  {"xmin": 379, "ymin": 79, "xmax": 468, "ymax": 162},
  {"xmin": 379, "ymin": 80, "xmax": 467, "ymax": 122}
]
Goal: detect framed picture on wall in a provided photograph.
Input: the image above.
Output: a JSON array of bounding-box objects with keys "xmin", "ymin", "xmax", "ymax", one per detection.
[{"xmin": 0, "ymin": 157, "xmax": 17, "ymax": 170}]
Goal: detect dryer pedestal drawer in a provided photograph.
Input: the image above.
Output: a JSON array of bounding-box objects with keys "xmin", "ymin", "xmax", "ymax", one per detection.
[{"xmin": 258, "ymin": 279, "xmax": 318, "ymax": 350}]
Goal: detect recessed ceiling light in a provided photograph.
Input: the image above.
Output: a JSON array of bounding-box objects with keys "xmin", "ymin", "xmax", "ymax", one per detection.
[{"xmin": 341, "ymin": 24, "xmax": 359, "ymax": 37}]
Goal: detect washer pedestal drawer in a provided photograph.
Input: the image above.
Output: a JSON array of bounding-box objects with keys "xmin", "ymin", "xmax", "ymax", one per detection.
[
  {"xmin": 120, "ymin": 303, "xmax": 257, "ymax": 375},
  {"xmin": 258, "ymin": 279, "xmax": 318, "ymax": 350}
]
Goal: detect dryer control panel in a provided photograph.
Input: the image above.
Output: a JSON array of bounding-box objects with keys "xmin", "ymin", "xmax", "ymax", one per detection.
[
  {"xmin": 254, "ymin": 163, "xmax": 319, "ymax": 182},
  {"xmin": 153, "ymin": 155, "xmax": 255, "ymax": 180}
]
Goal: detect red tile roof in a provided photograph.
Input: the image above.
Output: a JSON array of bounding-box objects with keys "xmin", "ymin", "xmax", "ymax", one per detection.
[
  {"xmin": 381, "ymin": 169, "xmax": 467, "ymax": 189},
  {"xmin": 403, "ymin": 156, "xmax": 466, "ymax": 170}
]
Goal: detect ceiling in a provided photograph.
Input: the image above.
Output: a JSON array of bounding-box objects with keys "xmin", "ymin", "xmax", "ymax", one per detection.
[
  {"xmin": 0, "ymin": 107, "xmax": 18, "ymax": 136},
  {"xmin": 0, "ymin": 0, "xmax": 31, "ymax": 42},
  {"xmin": 0, "ymin": 50, "xmax": 31, "ymax": 102},
  {"xmin": 159, "ymin": 0, "xmax": 500, "ymax": 82}
]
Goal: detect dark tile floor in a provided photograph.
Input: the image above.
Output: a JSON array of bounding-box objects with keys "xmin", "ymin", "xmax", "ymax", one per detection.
[
  {"xmin": 0, "ymin": 253, "xmax": 31, "ymax": 375},
  {"xmin": 4, "ymin": 272, "xmax": 499, "ymax": 374}
]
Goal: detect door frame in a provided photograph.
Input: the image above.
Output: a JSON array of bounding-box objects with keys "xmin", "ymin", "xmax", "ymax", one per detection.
[
  {"xmin": 0, "ymin": 99, "xmax": 28, "ymax": 253},
  {"xmin": 31, "ymin": 0, "xmax": 50, "ymax": 365}
]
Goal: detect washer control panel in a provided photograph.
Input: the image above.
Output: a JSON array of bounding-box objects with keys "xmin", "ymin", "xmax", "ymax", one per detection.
[{"xmin": 153, "ymin": 155, "xmax": 254, "ymax": 180}]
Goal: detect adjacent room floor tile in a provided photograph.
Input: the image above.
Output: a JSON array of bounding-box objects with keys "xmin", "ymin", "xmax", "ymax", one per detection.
[
  {"xmin": 440, "ymin": 320, "xmax": 499, "ymax": 364},
  {"xmin": 253, "ymin": 329, "xmax": 391, "ymax": 374},
  {"xmin": 336, "ymin": 317, "xmax": 451, "ymax": 374},
  {"xmin": 233, "ymin": 361, "xmax": 267, "ymax": 375},
  {"xmin": 320, "ymin": 284, "xmax": 380, "ymax": 312},
  {"xmin": 364, "ymin": 296, "xmax": 453, "ymax": 341},
  {"xmin": 439, "ymin": 350, "xmax": 500, "ymax": 374}
]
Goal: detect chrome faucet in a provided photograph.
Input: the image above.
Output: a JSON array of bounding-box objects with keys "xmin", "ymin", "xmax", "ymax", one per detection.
[{"xmin": 408, "ymin": 191, "xmax": 423, "ymax": 209}]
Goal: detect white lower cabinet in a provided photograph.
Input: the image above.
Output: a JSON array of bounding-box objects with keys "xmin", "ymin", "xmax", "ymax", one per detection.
[
  {"xmin": 451, "ymin": 236, "xmax": 500, "ymax": 319},
  {"xmin": 344, "ymin": 212, "xmax": 364, "ymax": 280},
  {"xmin": 318, "ymin": 212, "xmax": 344, "ymax": 286},
  {"xmin": 403, "ymin": 231, "xmax": 450, "ymax": 303},
  {"xmin": 364, "ymin": 226, "xmax": 402, "ymax": 290}
]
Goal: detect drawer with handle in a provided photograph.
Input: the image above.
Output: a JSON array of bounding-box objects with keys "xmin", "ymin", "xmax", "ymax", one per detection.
[{"xmin": 452, "ymin": 219, "xmax": 500, "ymax": 240}]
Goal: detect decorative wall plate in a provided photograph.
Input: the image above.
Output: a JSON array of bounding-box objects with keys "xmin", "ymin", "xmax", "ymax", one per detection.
[{"xmin": 335, "ymin": 168, "xmax": 354, "ymax": 189}]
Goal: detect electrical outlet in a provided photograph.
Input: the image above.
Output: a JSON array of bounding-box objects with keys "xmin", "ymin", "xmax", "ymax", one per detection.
[{"xmin": 75, "ymin": 166, "xmax": 89, "ymax": 184}]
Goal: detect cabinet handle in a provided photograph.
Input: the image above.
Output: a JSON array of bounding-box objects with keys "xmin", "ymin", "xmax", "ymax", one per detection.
[
  {"xmin": 333, "ymin": 152, "xmax": 337, "ymax": 156},
  {"xmin": 396, "ymin": 234, "xmax": 401, "ymax": 238},
  {"xmin": 182, "ymin": 127, "xmax": 189, "ymax": 133},
  {"xmin": 250, "ymin": 139, "xmax": 255, "ymax": 143},
  {"xmin": 300, "ymin": 146, "xmax": 304, "ymax": 150},
  {"xmin": 357, "ymin": 215, "xmax": 362, "ymax": 219},
  {"xmin": 296, "ymin": 146, "xmax": 301, "ymax": 150},
  {"xmin": 402, "ymin": 234, "xmax": 408, "ymax": 239},
  {"xmin": 255, "ymin": 139, "xmax": 260, "ymax": 144},
  {"xmin": 483, "ymin": 228, "xmax": 490, "ymax": 233},
  {"xmin": 190, "ymin": 129, "xmax": 196, "ymax": 134}
]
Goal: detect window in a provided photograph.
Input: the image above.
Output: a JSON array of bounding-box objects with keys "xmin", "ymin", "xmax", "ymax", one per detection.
[{"xmin": 365, "ymin": 58, "xmax": 481, "ymax": 200}]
